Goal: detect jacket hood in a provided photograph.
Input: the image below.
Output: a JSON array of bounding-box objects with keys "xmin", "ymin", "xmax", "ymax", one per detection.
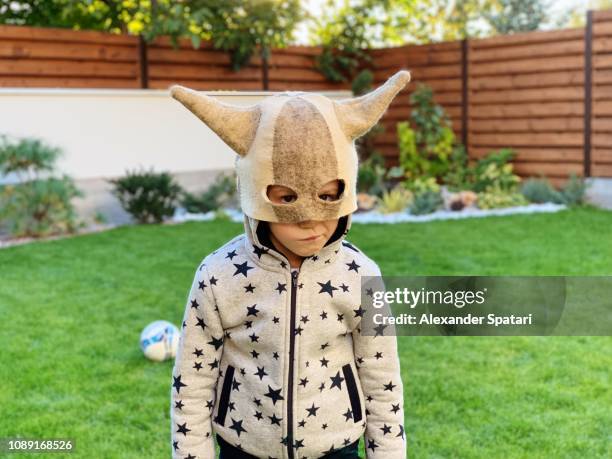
[{"xmin": 242, "ymin": 212, "xmax": 353, "ymax": 271}]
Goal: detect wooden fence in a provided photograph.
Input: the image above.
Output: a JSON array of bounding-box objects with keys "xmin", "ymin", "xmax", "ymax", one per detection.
[{"xmin": 1, "ymin": 10, "xmax": 611, "ymax": 184}]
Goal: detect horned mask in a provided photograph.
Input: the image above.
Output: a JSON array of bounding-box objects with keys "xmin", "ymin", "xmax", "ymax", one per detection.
[{"xmin": 170, "ymin": 69, "xmax": 411, "ymax": 223}]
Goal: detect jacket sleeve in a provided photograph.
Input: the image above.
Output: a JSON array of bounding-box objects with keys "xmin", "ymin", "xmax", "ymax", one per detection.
[
  {"xmin": 352, "ymin": 264, "xmax": 406, "ymax": 459},
  {"xmin": 171, "ymin": 261, "xmax": 224, "ymax": 459}
]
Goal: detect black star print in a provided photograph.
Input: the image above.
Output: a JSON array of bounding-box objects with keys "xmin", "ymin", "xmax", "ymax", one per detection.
[
  {"xmin": 375, "ymin": 351, "xmax": 383, "ymax": 359},
  {"xmin": 208, "ymin": 336, "xmax": 224, "ymax": 350},
  {"xmin": 318, "ymin": 382, "xmax": 325, "ymax": 392},
  {"xmin": 233, "ymin": 261, "xmax": 254, "ymax": 277},
  {"xmin": 343, "ymin": 438, "xmax": 351, "ymax": 446},
  {"xmin": 272, "ymin": 352, "xmax": 279, "ymax": 360},
  {"xmin": 193, "ymin": 347, "xmax": 204, "ymax": 358},
  {"xmin": 208, "ymin": 358, "xmax": 219, "ymax": 370},
  {"xmin": 320, "ymin": 342, "xmax": 329, "ymax": 350},
  {"xmin": 229, "ymin": 418, "xmax": 247, "ymax": 437},
  {"xmin": 275, "ymin": 282, "xmax": 287, "ymax": 294},
  {"xmin": 383, "ymin": 380, "xmax": 396, "ymax": 391},
  {"xmin": 306, "ymin": 403, "xmax": 320, "ymax": 417},
  {"xmin": 249, "ymin": 333, "xmax": 260, "ymax": 342},
  {"xmin": 367, "ymin": 438, "xmax": 379, "ymax": 452},
  {"xmin": 300, "ymin": 315, "xmax": 309, "ymax": 324},
  {"xmin": 346, "ymin": 260, "xmax": 361, "ymax": 272},
  {"xmin": 264, "ymin": 385, "xmax": 284, "ymax": 405},
  {"xmin": 246, "ymin": 303, "xmax": 260, "ymax": 316},
  {"xmin": 320, "ymin": 311, "xmax": 328, "ymax": 320},
  {"xmin": 253, "ymin": 245, "xmax": 269, "ymax": 259},
  {"xmin": 293, "ymin": 439, "xmax": 304, "ymax": 450},
  {"xmin": 397, "ymin": 424, "xmax": 405, "ymax": 439},
  {"xmin": 339, "ymin": 283, "xmax": 349, "ymax": 292},
  {"xmin": 196, "ymin": 317, "xmax": 207, "ymax": 331},
  {"xmin": 176, "ymin": 421, "xmax": 191, "ymax": 436},
  {"xmin": 190, "ymin": 299, "xmax": 199, "ymax": 309},
  {"xmin": 206, "ymin": 399, "xmax": 214, "ymax": 410},
  {"xmin": 299, "ymin": 377, "xmax": 309, "ymax": 387},
  {"xmin": 391, "ymin": 403, "xmax": 400, "ymax": 414},
  {"xmin": 298, "ymin": 419, "xmax": 306, "ymax": 427},
  {"xmin": 320, "ymin": 357, "xmax": 329, "ymax": 367},
  {"xmin": 232, "ymin": 378, "xmax": 241, "ymax": 391},
  {"xmin": 244, "ymin": 320, "xmax": 253, "ymax": 329},
  {"xmin": 280, "ymin": 261, "xmax": 287, "ymax": 269},
  {"xmin": 175, "ymin": 400, "xmax": 184, "ymax": 410},
  {"xmin": 294, "ymin": 326, "xmax": 303, "ymax": 336},
  {"xmin": 253, "ymin": 397, "xmax": 262, "ymax": 407},
  {"xmin": 342, "ymin": 408, "xmax": 353, "ymax": 421},
  {"xmin": 209, "ymin": 276, "xmax": 218, "ymax": 285},
  {"xmin": 254, "ymin": 411, "xmax": 263, "ymax": 421},
  {"xmin": 173, "ymin": 375, "xmax": 187, "ymax": 393},
  {"xmin": 269, "ymin": 413, "xmax": 282, "ymax": 426},
  {"xmin": 198, "ymin": 280, "xmax": 207, "ymax": 290},
  {"xmin": 193, "ymin": 361, "xmax": 203, "ymax": 371},
  {"xmin": 330, "ymin": 371, "xmax": 345, "ymax": 390},
  {"xmin": 381, "ymin": 424, "xmax": 392, "ymax": 435},
  {"xmin": 353, "ymin": 306, "xmax": 365, "ymax": 318},
  {"xmin": 185, "ymin": 454, "xmax": 196, "ymax": 459},
  {"xmin": 255, "ymin": 366, "xmax": 268, "ymax": 380},
  {"xmin": 318, "ymin": 280, "xmax": 338, "ymax": 297},
  {"xmin": 373, "ymin": 323, "xmax": 387, "ymax": 337},
  {"xmin": 365, "ymin": 287, "xmax": 373, "ymax": 296},
  {"xmin": 172, "ymin": 440, "xmax": 179, "ymax": 451},
  {"xmin": 225, "ymin": 250, "xmax": 238, "ymax": 260},
  {"xmin": 337, "ymin": 313, "xmax": 344, "ymax": 322},
  {"xmin": 244, "ymin": 283, "xmax": 256, "ymax": 293},
  {"xmin": 251, "ymin": 349, "xmax": 260, "ymax": 359}
]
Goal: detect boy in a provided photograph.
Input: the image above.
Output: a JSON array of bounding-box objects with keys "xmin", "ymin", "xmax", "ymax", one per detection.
[{"xmin": 169, "ymin": 69, "xmax": 410, "ymax": 459}]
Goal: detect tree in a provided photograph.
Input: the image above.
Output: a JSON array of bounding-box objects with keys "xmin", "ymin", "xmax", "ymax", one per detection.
[{"xmin": 482, "ymin": 0, "xmax": 550, "ymax": 34}]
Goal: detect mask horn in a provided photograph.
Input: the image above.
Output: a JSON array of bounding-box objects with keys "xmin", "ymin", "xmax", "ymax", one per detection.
[
  {"xmin": 333, "ymin": 70, "xmax": 411, "ymax": 140},
  {"xmin": 170, "ymin": 85, "xmax": 262, "ymax": 157}
]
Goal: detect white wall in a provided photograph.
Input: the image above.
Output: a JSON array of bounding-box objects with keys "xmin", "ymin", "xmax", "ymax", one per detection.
[{"xmin": 0, "ymin": 88, "xmax": 352, "ymax": 183}]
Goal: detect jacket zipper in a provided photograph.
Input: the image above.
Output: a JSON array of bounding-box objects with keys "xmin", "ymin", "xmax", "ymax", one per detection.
[{"xmin": 287, "ymin": 268, "xmax": 298, "ymax": 459}]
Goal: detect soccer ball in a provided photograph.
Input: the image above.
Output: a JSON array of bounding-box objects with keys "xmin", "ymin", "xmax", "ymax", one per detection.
[{"xmin": 140, "ymin": 320, "xmax": 180, "ymax": 362}]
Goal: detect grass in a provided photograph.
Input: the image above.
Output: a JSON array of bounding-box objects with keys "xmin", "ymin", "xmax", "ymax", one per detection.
[{"xmin": 0, "ymin": 207, "xmax": 610, "ymax": 458}]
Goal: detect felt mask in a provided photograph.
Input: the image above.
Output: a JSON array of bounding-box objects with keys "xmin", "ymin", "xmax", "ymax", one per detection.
[{"xmin": 170, "ymin": 69, "xmax": 410, "ymax": 223}]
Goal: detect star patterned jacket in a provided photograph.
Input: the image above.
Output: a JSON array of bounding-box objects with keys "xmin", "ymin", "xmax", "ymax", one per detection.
[{"xmin": 170, "ymin": 212, "xmax": 406, "ymax": 459}]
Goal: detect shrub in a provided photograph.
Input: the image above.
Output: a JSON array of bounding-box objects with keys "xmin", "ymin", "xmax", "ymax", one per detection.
[
  {"xmin": 181, "ymin": 172, "xmax": 236, "ymax": 213},
  {"xmin": 108, "ymin": 168, "xmax": 182, "ymax": 224},
  {"xmin": 376, "ymin": 185, "xmax": 413, "ymax": 214},
  {"xmin": 477, "ymin": 187, "xmax": 529, "ymax": 210},
  {"xmin": 472, "ymin": 148, "xmax": 521, "ymax": 193},
  {"xmin": 521, "ymin": 177, "xmax": 563, "ymax": 204},
  {"xmin": 559, "ymin": 173, "xmax": 588, "ymax": 206},
  {"xmin": 409, "ymin": 190, "xmax": 443, "ymax": 215},
  {"xmin": 0, "ymin": 135, "xmax": 83, "ymax": 237},
  {"xmin": 357, "ymin": 151, "xmax": 388, "ymax": 197},
  {"xmin": 403, "ymin": 176, "xmax": 440, "ymax": 195}
]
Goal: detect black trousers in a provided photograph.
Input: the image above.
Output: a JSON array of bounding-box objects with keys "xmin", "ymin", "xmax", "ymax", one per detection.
[{"xmin": 217, "ymin": 433, "xmax": 360, "ymax": 458}]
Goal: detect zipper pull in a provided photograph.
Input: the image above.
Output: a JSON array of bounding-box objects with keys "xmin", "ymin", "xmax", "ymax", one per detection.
[{"xmin": 291, "ymin": 270, "xmax": 298, "ymax": 287}]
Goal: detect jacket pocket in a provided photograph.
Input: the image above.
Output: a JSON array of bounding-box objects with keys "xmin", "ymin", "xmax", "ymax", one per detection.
[
  {"xmin": 214, "ymin": 364, "xmax": 235, "ymax": 427},
  {"xmin": 341, "ymin": 363, "xmax": 363, "ymax": 423}
]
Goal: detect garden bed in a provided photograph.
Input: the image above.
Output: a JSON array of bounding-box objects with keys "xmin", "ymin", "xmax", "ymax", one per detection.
[{"xmin": 171, "ymin": 202, "xmax": 568, "ymax": 225}]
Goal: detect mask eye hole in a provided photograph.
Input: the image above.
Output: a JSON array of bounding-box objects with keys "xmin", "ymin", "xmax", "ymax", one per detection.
[
  {"xmin": 316, "ymin": 179, "xmax": 345, "ymax": 202},
  {"xmin": 266, "ymin": 184, "xmax": 298, "ymax": 204}
]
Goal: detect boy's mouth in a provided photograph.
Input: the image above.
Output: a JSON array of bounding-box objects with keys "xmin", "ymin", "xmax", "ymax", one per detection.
[{"xmin": 300, "ymin": 234, "xmax": 321, "ymax": 241}]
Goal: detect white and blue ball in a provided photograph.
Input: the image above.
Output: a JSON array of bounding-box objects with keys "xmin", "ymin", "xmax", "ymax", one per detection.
[{"xmin": 140, "ymin": 320, "xmax": 180, "ymax": 362}]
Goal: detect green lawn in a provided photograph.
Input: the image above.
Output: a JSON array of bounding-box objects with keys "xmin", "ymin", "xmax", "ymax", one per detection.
[{"xmin": 0, "ymin": 207, "xmax": 610, "ymax": 458}]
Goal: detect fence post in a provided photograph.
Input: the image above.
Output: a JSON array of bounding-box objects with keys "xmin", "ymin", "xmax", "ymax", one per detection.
[
  {"xmin": 262, "ymin": 49, "xmax": 270, "ymax": 91},
  {"xmin": 461, "ymin": 38, "xmax": 469, "ymax": 152},
  {"xmin": 138, "ymin": 34, "xmax": 149, "ymax": 89},
  {"xmin": 584, "ymin": 10, "xmax": 593, "ymax": 178}
]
